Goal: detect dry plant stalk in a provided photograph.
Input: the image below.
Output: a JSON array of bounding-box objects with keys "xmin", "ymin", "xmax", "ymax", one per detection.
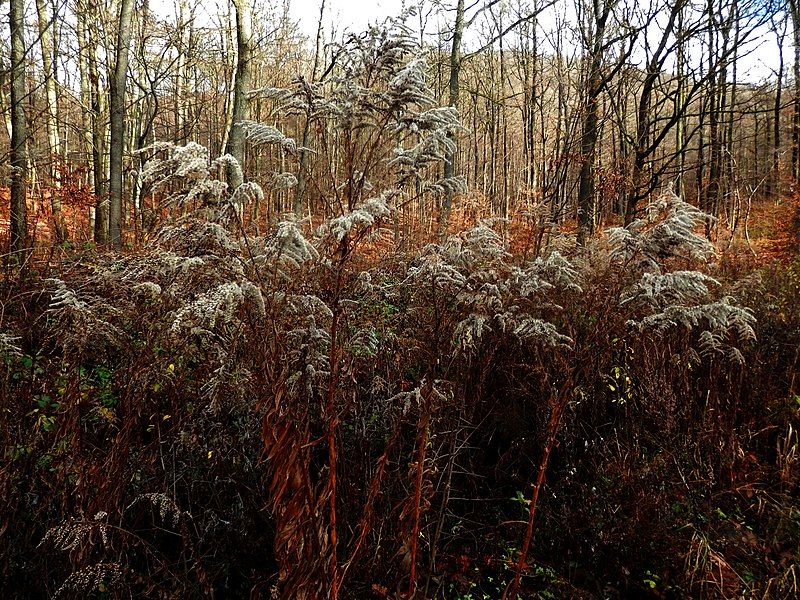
[
  {"xmin": 407, "ymin": 379, "xmax": 434, "ymax": 598},
  {"xmin": 506, "ymin": 379, "xmax": 573, "ymax": 600},
  {"xmin": 326, "ymin": 257, "xmax": 345, "ymax": 600}
]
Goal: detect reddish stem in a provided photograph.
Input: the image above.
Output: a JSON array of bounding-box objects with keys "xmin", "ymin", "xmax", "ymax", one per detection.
[
  {"xmin": 506, "ymin": 383, "xmax": 571, "ymax": 600},
  {"xmin": 327, "ymin": 257, "xmax": 345, "ymax": 599},
  {"xmin": 408, "ymin": 408, "xmax": 429, "ymax": 599},
  {"xmin": 407, "ymin": 380, "xmax": 435, "ymax": 599}
]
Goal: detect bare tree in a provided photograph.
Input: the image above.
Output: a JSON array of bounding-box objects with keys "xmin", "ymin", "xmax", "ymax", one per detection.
[
  {"xmin": 75, "ymin": 0, "xmax": 110, "ymax": 243},
  {"xmin": 437, "ymin": 0, "xmax": 555, "ymax": 234},
  {"xmin": 790, "ymin": 0, "xmax": 800, "ymax": 182},
  {"xmin": 439, "ymin": 0, "xmax": 465, "ymax": 234},
  {"xmin": 624, "ymin": 0, "xmax": 691, "ymax": 223},
  {"xmin": 0, "ymin": 0, "xmax": 788, "ymax": 249},
  {"xmin": 175, "ymin": 0, "xmax": 194, "ymax": 142},
  {"xmin": 576, "ymin": 0, "xmax": 634, "ymax": 244},
  {"xmin": 108, "ymin": 0, "xmax": 136, "ymax": 249},
  {"xmin": 9, "ymin": 0, "xmax": 28, "ymax": 255},
  {"xmin": 771, "ymin": 10, "xmax": 788, "ymax": 199},
  {"xmin": 36, "ymin": 0, "xmax": 66, "ymax": 240},
  {"xmin": 513, "ymin": 0, "xmax": 541, "ymax": 202},
  {"xmin": 225, "ymin": 0, "xmax": 254, "ymax": 189},
  {"xmin": 294, "ymin": 0, "xmax": 326, "ymax": 217},
  {"xmin": 129, "ymin": 4, "xmax": 185, "ymax": 241}
]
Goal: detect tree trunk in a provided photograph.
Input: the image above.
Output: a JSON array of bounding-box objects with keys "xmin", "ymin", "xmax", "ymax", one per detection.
[
  {"xmin": 175, "ymin": 0, "xmax": 193, "ymax": 142},
  {"xmin": 0, "ymin": 70, "xmax": 12, "ymax": 141},
  {"xmin": 439, "ymin": 0, "xmax": 464, "ymax": 236},
  {"xmin": 108, "ymin": 0, "xmax": 135, "ymax": 249},
  {"xmin": 76, "ymin": 0, "xmax": 94, "ymax": 195},
  {"xmin": 773, "ymin": 15, "xmax": 786, "ymax": 200},
  {"xmin": 522, "ymin": 18, "xmax": 539, "ymax": 200},
  {"xmin": 295, "ymin": 0, "xmax": 326, "ymax": 217},
  {"xmin": 225, "ymin": 0, "xmax": 254, "ymax": 190},
  {"xmin": 703, "ymin": 0, "xmax": 719, "ymax": 237},
  {"xmin": 577, "ymin": 80, "xmax": 600, "ymax": 245},
  {"xmin": 36, "ymin": 0, "xmax": 67, "ymax": 240},
  {"xmin": 577, "ymin": 1, "xmax": 612, "ymax": 246},
  {"xmin": 497, "ymin": 12, "xmax": 511, "ymax": 232},
  {"xmin": 791, "ymin": 0, "xmax": 800, "ymax": 182},
  {"xmin": 9, "ymin": 0, "xmax": 28, "ymax": 255},
  {"xmin": 86, "ymin": 0, "xmax": 108, "ymax": 244},
  {"xmin": 625, "ymin": 0, "xmax": 684, "ymax": 222},
  {"xmin": 705, "ymin": 0, "xmax": 736, "ymax": 235},
  {"xmin": 675, "ymin": 5, "xmax": 687, "ymax": 198},
  {"xmin": 725, "ymin": 7, "xmax": 740, "ymax": 227},
  {"xmin": 131, "ymin": 0, "xmax": 155, "ymax": 243},
  {"xmin": 497, "ymin": 7, "xmax": 509, "ymax": 232}
]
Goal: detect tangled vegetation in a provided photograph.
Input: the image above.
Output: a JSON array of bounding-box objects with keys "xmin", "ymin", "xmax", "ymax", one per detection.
[
  {"xmin": 1, "ymin": 171, "xmax": 799, "ymax": 598},
  {"xmin": 2, "ymin": 16, "xmax": 799, "ymax": 599}
]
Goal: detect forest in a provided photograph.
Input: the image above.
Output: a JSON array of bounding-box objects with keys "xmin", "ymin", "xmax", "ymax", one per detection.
[{"xmin": 1, "ymin": 0, "xmax": 799, "ymax": 598}]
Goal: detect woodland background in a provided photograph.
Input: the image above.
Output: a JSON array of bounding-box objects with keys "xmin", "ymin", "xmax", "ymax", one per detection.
[{"xmin": 1, "ymin": 0, "xmax": 800, "ymax": 598}]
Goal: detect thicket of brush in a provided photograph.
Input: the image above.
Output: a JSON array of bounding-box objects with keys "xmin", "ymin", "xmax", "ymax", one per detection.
[
  {"xmin": 1, "ymin": 177, "xmax": 798, "ymax": 598},
  {"xmin": 1, "ymin": 16, "xmax": 798, "ymax": 599}
]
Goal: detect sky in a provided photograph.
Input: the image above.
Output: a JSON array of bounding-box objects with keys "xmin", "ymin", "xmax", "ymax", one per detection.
[
  {"xmin": 288, "ymin": 0, "xmax": 407, "ymax": 38},
  {"xmin": 284, "ymin": 0, "xmax": 779, "ymax": 83},
  {"xmin": 291, "ymin": 0, "xmax": 453, "ymax": 36},
  {"xmin": 157, "ymin": 0, "xmax": 781, "ymax": 84},
  {"xmin": 286, "ymin": 0, "xmax": 453, "ymax": 48}
]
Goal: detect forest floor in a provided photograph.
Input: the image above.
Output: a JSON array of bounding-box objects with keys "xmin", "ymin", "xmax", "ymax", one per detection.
[
  {"xmin": 746, "ymin": 192, "xmax": 800, "ymax": 263},
  {"xmin": 2, "ymin": 185, "xmax": 799, "ymax": 260}
]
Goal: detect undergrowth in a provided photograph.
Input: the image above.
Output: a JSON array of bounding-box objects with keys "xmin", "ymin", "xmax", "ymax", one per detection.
[
  {"xmin": 1, "ymin": 175, "xmax": 798, "ymax": 599},
  {"xmin": 0, "ymin": 18, "xmax": 797, "ymax": 595}
]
